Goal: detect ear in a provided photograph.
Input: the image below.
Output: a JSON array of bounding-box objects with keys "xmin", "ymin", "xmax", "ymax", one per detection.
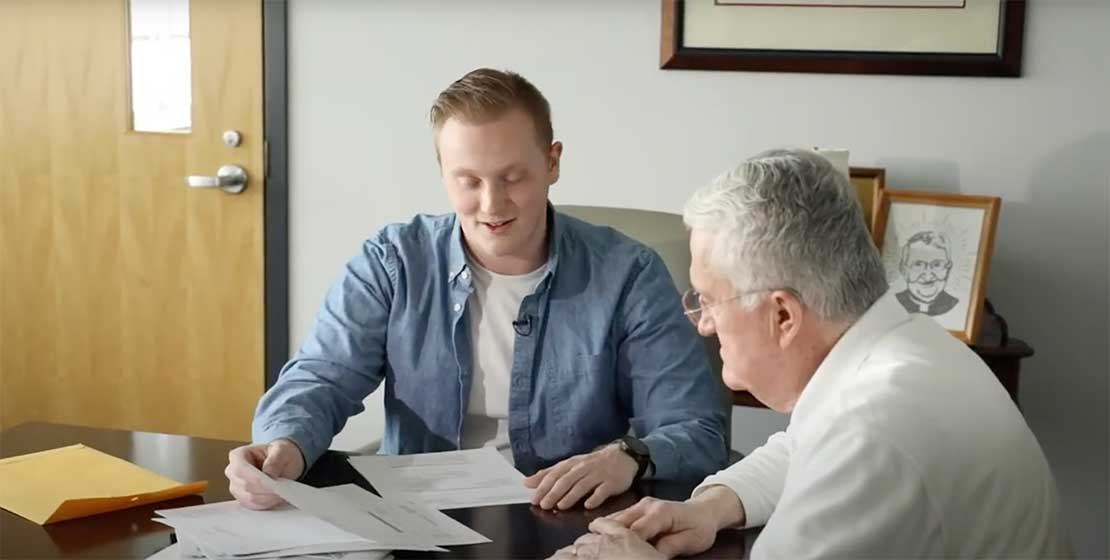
[
  {"xmin": 547, "ymin": 141, "xmax": 563, "ymax": 184},
  {"xmin": 768, "ymin": 290, "xmax": 805, "ymax": 350}
]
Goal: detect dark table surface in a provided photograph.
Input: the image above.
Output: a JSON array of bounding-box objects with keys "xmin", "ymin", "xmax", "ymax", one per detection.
[{"xmin": 1, "ymin": 423, "xmax": 754, "ymax": 559}]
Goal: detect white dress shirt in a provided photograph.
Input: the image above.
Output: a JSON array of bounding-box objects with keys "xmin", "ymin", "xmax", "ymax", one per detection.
[{"xmin": 695, "ymin": 290, "xmax": 1069, "ymax": 558}]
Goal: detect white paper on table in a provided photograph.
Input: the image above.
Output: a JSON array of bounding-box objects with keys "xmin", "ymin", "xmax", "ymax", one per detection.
[
  {"xmin": 165, "ymin": 536, "xmax": 395, "ymax": 560},
  {"xmin": 154, "ymin": 499, "xmax": 388, "ymax": 557},
  {"xmin": 159, "ymin": 520, "xmax": 385, "ymax": 560},
  {"xmin": 159, "ymin": 529, "xmax": 233, "ymax": 560},
  {"xmin": 268, "ymin": 480, "xmax": 488, "ymax": 548},
  {"xmin": 348, "ymin": 447, "xmax": 534, "ymax": 510},
  {"xmin": 166, "ymin": 534, "xmax": 395, "ymax": 560}
]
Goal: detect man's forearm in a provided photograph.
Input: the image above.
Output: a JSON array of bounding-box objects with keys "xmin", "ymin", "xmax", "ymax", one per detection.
[{"xmin": 689, "ymin": 485, "xmax": 746, "ymax": 531}]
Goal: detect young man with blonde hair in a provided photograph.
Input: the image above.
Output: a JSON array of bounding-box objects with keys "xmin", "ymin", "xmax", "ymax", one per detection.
[{"xmin": 225, "ymin": 69, "xmax": 729, "ymax": 512}]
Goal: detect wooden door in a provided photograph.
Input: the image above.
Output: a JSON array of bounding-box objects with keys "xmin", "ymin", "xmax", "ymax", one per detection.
[{"xmin": 0, "ymin": 0, "xmax": 265, "ymax": 440}]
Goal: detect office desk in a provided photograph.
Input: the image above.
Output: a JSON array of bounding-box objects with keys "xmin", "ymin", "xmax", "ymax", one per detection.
[{"xmin": 1, "ymin": 423, "xmax": 754, "ymax": 558}]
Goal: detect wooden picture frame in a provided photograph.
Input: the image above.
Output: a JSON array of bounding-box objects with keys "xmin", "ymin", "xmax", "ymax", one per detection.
[
  {"xmin": 660, "ymin": 0, "xmax": 1026, "ymax": 77},
  {"xmin": 850, "ymin": 166, "xmax": 885, "ymax": 240},
  {"xmin": 874, "ymin": 190, "xmax": 1000, "ymax": 343}
]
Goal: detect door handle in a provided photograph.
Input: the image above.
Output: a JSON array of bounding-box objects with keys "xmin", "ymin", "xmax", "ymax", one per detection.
[{"xmin": 185, "ymin": 164, "xmax": 247, "ymax": 194}]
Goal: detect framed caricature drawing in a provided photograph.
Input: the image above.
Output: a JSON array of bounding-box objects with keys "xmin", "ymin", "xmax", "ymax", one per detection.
[{"xmin": 874, "ymin": 190, "xmax": 1000, "ymax": 343}]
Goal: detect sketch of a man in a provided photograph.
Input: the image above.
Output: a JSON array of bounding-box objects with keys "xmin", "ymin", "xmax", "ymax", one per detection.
[{"xmin": 896, "ymin": 231, "xmax": 959, "ymax": 316}]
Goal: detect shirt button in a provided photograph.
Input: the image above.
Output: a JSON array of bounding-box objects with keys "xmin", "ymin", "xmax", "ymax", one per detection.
[
  {"xmin": 461, "ymin": 270, "xmax": 470, "ymax": 280},
  {"xmin": 453, "ymin": 303, "xmax": 462, "ymax": 312}
]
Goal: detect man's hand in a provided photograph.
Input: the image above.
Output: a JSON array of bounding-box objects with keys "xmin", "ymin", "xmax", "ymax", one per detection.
[
  {"xmin": 523, "ymin": 443, "xmax": 638, "ymax": 510},
  {"xmin": 548, "ymin": 518, "xmax": 665, "ymax": 560},
  {"xmin": 604, "ymin": 488, "xmax": 739, "ymax": 558},
  {"xmin": 225, "ymin": 439, "xmax": 306, "ymax": 510}
]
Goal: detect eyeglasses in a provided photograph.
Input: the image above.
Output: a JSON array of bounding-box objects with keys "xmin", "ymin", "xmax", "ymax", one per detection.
[
  {"xmin": 681, "ymin": 287, "xmax": 787, "ymax": 326},
  {"xmin": 906, "ymin": 259, "xmax": 951, "ymax": 275}
]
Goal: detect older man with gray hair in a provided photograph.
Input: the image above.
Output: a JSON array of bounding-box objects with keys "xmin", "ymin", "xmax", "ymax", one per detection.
[{"xmin": 554, "ymin": 148, "xmax": 1068, "ymax": 559}]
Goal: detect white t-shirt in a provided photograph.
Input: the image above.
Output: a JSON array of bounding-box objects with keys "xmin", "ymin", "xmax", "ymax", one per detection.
[{"xmin": 459, "ymin": 258, "xmax": 545, "ymax": 464}]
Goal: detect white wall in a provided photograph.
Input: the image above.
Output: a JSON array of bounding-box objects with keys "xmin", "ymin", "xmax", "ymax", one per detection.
[{"xmin": 288, "ymin": 1, "xmax": 1109, "ymax": 555}]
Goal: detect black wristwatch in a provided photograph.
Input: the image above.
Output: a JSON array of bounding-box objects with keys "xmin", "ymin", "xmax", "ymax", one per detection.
[{"xmin": 617, "ymin": 436, "xmax": 653, "ymax": 483}]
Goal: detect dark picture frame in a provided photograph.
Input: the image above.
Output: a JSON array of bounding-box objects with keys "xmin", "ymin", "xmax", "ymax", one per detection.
[{"xmin": 660, "ymin": 0, "xmax": 1025, "ymax": 77}]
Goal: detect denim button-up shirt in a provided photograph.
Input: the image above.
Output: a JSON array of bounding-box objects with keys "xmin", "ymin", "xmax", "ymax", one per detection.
[{"xmin": 253, "ymin": 209, "xmax": 729, "ymax": 479}]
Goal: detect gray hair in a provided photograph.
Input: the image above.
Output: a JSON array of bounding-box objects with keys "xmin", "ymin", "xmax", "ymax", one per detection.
[{"xmin": 683, "ymin": 148, "xmax": 888, "ymax": 322}]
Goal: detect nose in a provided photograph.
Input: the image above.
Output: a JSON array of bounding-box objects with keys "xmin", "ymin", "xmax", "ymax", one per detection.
[
  {"xmin": 479, "ymin": 183, "xmax": 510, "ymax": 215},
  {"xmin": 696, "ymin": 314, "xmax": 716, "ymax": 337}
]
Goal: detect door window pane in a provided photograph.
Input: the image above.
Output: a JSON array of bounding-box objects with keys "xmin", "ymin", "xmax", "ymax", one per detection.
[{"xmin": 129, "ymin": 0, "xmax": 191, "ymax": 133}]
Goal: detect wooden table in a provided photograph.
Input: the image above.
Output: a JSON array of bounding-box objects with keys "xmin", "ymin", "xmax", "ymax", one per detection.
[{"xmin": 1, "ymin": 423, "xmax": 755, "ymax": 558}]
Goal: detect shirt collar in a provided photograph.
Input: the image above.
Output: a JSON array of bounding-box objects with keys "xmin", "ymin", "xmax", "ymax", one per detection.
[
  {"xmin": 447, "ymin": 203, "xmax": 564, "ymax": 285},
  {"xmin": 542, "ymin": 204, "xmax": 563, "ymax": 285},
  {"xmin": 790, "ymin": 289, "xmax": 913, "ymax": 422},
  {"xmin": 447, "ymin": 216, "xmax": 468, "ymax": 284}
]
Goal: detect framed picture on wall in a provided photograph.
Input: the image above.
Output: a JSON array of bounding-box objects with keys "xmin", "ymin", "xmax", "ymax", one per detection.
[
  {"xmin": 874, "ymin": 190, "xmax": 1000, "ymax": 343},
  {"xmin": 849, "ymin": 166, "xmax": 885, "ymax": 240},
  {"xmin": 660, "ymin": 0, "xmax": 1026, "ymax": 77}
]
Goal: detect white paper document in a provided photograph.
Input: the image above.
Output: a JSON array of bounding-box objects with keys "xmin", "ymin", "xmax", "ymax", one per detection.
[
  {"xmin": 150, "ymin": 540, "xmax": 396, "ymax": 560},
  {"xmin": 268, "ymin": 480, "xmax": 489, "ymax": 547},
  {"xmin": 154, "ymin": 479, "xmax": 489, "ymax": 559},
  {"xmin": 348, "ymin": 447, "xmax": 534, "ymax": 510},
  {"xmin": 154, "ymin": 498, "xmax": 385, "ymax": 557},
  {"xmin": 146, "ymin": 541, "xmax": 394, "ymax": 560}
]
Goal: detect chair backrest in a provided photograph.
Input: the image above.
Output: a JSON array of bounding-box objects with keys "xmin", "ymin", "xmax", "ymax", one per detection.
[{"xmin": 557, "ymin": 205, "xmax": 691, "ymax": 293}]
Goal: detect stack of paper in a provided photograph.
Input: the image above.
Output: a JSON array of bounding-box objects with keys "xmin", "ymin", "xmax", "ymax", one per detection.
[
  {"xmin": 151, "ymin": 475, "xmax": 490, "ymax": 559},
  {"xmin": 147, "ymin": 543, "xmax": 389, "ymax": 560},
  {"xmin": 145, "ymin": 448, "xmax": 529, "ymax": 559},
  {"xmin": 348, "ymin": 447, "xmax": 534, "ymax": 510},
  {"xmin": 0, "ymin": 444, "xmax": 207, "ymax": 525}
]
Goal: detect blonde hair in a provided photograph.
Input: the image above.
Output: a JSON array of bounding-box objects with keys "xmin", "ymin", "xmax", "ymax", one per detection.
[{"xmin": 429, "ymin": 68, "xmax": 553, "ymax": 150}]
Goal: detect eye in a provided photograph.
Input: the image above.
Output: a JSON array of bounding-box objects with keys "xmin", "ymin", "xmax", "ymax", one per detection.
[
  {"xmin": 458, "ymin": 176, "xmax": 480, "ymax": 189},
  {"xmin": 503, "ymin": 172, "xmax": 525, "ymax": 184}
]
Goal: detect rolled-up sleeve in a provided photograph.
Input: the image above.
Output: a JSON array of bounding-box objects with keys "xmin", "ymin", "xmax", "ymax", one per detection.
[
  {"xmin": 618, "ymin": 249, "xmax": 730, "ymax": 481},
  {"xmin": 252, "ymin": 239, "xmax": 397, "ymax": 467},
  {"xmin": 693, "ymin": 430, "xmax": 793, "ymax": 529}
]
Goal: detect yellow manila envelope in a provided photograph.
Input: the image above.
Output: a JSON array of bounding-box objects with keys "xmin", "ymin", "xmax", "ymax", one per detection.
[{"xmin": 0, "ymin": 444, "xmax": 208, "ymax": 524}]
